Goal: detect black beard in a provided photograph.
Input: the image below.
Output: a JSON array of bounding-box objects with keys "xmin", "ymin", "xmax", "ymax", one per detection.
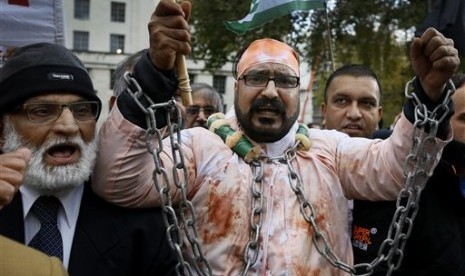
[
  {"xmin": 234, "ymin": 97, "xmax": 299, "ymax": 143},
  {"xmin": 442, "ymin": 140, "xmax": 465, "ymax": 169}
]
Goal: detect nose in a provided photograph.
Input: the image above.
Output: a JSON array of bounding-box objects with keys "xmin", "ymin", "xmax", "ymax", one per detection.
[
  {"xmin": 197, "ymin": 109, "xmax": 208, "ymax": 120},
  {"xmin": 260, "ymin": 79, "xmax": 279, "ymax": 99},
  {"xmin": 346, "ymin": 102, "xmax": 362, "ymax": 120},
  {"xmin": 51, "ymin": 107, "xmax": 80, "ymax": 135}
]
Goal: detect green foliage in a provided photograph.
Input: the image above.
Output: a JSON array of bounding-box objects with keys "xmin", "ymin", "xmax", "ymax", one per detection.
[
  {"xmin": 190, "ymin": 0, "xmax": 309, "ymax": 72},
  {"xmin": 306, "ymin": 0, "xmax": 427, "ymax": 126}
]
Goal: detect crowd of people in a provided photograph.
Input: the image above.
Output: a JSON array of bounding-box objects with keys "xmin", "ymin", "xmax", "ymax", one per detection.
[{"xmin": 0, "ymin": 0, "xmax": 463, "ymax": 275}]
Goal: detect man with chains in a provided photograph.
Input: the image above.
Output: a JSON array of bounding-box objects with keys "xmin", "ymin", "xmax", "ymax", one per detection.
[{"xmin": 92, "ymin": 0, "xmax": 459, "ymax": 274}]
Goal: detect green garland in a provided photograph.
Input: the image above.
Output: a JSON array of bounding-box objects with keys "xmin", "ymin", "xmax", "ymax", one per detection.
[{"xmin": 207, "ymin": 113, "xmax": 311, "ymax": 163}]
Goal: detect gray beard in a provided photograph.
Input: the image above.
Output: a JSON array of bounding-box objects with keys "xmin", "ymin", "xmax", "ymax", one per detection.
[{"xmin": 2, "ymin": 117, "xmax": 97, "ymax": 194}]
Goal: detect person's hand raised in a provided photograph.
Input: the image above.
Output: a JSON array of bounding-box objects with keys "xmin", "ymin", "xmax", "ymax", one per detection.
[
  {"xmin": 0, "ymin": 148, "xmax": 31, "ymax": 209},
  {"xmin": 411, "ymin": 27, "xmax": 460, "ymax": 102},
  {"xmin": 148, "ymin": 0, "xmax": 192, "ymax": 70}
]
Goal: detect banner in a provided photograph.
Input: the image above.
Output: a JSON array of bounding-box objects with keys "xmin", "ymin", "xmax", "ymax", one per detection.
[
  {"xmin": 0, "ymin": 0, "xmax": 65, "ymax": 47},
  {"xmin": 224, "ymin": 0, "xmax": 325, "ymax": 35}
]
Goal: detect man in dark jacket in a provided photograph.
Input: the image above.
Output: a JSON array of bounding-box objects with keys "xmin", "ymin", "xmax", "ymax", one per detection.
[
  {"xmin": 351, "ymin": 74, "xmax": 465, "ymax": 275},
  {"xmin": 391, "ymin": 74, "xmax": 465, "ymax": 275},
  {"xmin": 0, "ymin": 42, "xmax": 178, "ymax": 276}
]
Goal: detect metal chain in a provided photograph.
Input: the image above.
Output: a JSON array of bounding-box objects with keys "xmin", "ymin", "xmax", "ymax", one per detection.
[
  {"xmin": 240, "ymin": 160, "xmax": 265, "ymax": 276},
  {"xmin": 123, "ymin": 72, "xmax": 212, "ymax": 276},
  {"xmin": 124, "ymin": 72, "xmax": 453, "ymax": 275},
  {"xmin": 280, "ymin": 77, "xmax": 453, "ymax": 276},
  {"xmin": 281, "ymin": 143, "xmax": 355, "ymax": 274},
  {"xmin": 353, "ymin": 78, "xmax": 454, "ymax": 276}
]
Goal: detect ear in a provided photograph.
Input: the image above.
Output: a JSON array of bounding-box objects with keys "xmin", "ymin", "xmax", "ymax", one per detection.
[
  {"xmin": 378, "ymin": 106, "xmax": 384, "ymax": 123},
  {"xmin": 234, "ymin": 80, "xmax": 239, "ymax": 98},
  {"xmin": 321, "ymin": 102, "xmax": 327, "ymax": 117}
]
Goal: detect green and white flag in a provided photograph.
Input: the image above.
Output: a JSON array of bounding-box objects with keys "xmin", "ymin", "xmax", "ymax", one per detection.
[{"xmin": 224, "ymin": 0, "xmax": 326, "ymax": 35}]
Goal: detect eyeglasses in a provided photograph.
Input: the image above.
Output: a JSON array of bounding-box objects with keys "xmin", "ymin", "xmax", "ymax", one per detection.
[
  {"xmin": 18, "ymin": 101, "xmax": 100, "ymax": 124},
  {"xmin": 186, "ymin": 105, "xmax": 217, "ymax": 117},
  {"xmin": 239, "ymin": 74, "xmax": 300, "ymax": 88}
]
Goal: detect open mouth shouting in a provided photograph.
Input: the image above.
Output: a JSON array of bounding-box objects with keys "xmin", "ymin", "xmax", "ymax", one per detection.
[{"xmin": 44, "ymin": 142, "xmax": 81, "ymax": 166}]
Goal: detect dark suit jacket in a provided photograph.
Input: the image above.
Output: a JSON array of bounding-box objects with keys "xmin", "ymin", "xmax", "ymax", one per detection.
[{"xmin": 0, "ymin": 181, "xmax": 178, "ymax": 276}]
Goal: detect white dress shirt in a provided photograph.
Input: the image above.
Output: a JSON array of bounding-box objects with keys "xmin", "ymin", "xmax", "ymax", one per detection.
[{"xmin": 20, "ymin": 184, "xmax": 84, "ymax": 269}]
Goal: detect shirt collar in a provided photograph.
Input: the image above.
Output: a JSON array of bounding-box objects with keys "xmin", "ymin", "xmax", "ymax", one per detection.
[{"xmin": 20, "ymin": 184, "xmax": 84, "ymax": 228}]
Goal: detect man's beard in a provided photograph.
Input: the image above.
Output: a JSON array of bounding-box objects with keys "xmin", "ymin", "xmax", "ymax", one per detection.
[
  {"xmin": 234, "ymin": 96, "xmax": 299, "ymax": 143},
  {"xmin": 2, "ymin": 117, "xmax": 97, "ymax": 194}
]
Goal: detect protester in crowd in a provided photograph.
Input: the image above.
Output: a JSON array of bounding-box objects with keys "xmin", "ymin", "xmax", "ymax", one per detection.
[
  {"xmin": 0, "ymin": 42, "xmax": 178, "ymax": 276},
  {"xmin": 321, "ymin": 63, "xmax": 402, "ymax": 274},
  {"xmin": 321, "ymin": 64, "xmax": 383, "ymax": 138},
  {"xmin": 321, "ymin": 63, "xmax": 385, "ymax": 254},
  {"xmin": 0, "ymin": 148, "xmax": 68, "ymax": 276},
  {"xmin": 393, "ymin": 73, "xmax": 465, "ymax": 275},
  {"xmin": 111, "ymin": 49, "xmax": 147, "ymax": 110},
  {"xmin": 92, "ymin": 0, "xmax": 459, "ymax": 274},
  {"xmin": 186, "ymin": 82, "xmax": 223, "ymax": 128},
  {"xmin": 351, "ymin": 73, "xmax": 465, "ymax": 275}
]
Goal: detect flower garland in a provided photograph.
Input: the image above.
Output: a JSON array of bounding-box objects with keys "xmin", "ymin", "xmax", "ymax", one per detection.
[{"xmin": 207, "ymin": 113, "xmax": 311, "ymax": 163}]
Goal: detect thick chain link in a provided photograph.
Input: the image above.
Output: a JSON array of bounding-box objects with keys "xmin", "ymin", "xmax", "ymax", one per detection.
[
  {"xmin": 124, "ymin": 72, "xmax": 453, "ymax": 275},
  {"xmin": 272, "ymin": 78, "xmax": 454, "ymax": 276},
  {"xmin": 123, "ymin": 73, "xmax": 212, "ymax": 276},
  {"xmin": 280, "ymin": 143, "xmax": 355, "ymax": 274},
  {"xmin": 354, "ymin": 78, "xmax": 454, "ymax": 276},
  {"xmin": 240, "ymin": 161, "xmax": 265, "ymax": 276}
]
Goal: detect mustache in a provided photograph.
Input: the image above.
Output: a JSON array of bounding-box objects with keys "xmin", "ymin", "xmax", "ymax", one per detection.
[{"xmin": 251, "ymin": 97, "xmax": 286, "ymax": 113}]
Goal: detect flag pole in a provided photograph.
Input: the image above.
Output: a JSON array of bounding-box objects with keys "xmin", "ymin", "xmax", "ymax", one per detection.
[
  {"xmin": 173, "ymin": 0, "xmax": 192, "ymax": 106},
  {"xmin": 323, "ymin": 1, "xmax": 335, "ymax": 72}
]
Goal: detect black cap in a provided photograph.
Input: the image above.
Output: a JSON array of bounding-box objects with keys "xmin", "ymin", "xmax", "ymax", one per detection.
[{"xmin": 0, "ymin": 43, "xmax": 102, "ymax": 118}]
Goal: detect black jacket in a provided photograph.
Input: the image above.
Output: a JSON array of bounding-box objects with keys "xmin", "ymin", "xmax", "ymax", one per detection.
[
  {"xmin": 352, "ymin": 149, "xmax": 465, "ymax": 276},
  {"xmin": 0, "ymin": 181, "xmax": 178, "ymax": 276}
]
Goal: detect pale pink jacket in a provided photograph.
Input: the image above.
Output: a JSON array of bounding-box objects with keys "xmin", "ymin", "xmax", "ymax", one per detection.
[{"xmin": 93, "ymin": 106, "xmax": 449, "ymax": 275}]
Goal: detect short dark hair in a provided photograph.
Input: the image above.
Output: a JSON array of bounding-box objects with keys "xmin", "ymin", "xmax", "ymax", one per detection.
[
  {"xmin": 112, "ymin": 49, "xmax": 147, "ymax": 97},
  {"xmin": 324, "ymin": 64, "xmax": 382, "ymax": 103}
]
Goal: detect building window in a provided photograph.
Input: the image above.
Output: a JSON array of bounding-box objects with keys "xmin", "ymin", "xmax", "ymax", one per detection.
[
  {"xmin": 73, "ymin": 31, "xmax": 89, "ymax": 51},
  {"xmin": 74, "ymin": 0, "xmax": 90, "ymax": 19},
  {"xmin": 111, "ymin": 2, "xmax": 126, "ymax": 22},
  {"xmin": 189, "ymin": 74, "xmax": 196, "ymax": 85},
  {"xmin": 110, "ymin": 34, "xmax": 125, "ymax": 53},
  {"xmin": 213, "ymin": 75, "xmax": 226, "ymax": 94}
]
